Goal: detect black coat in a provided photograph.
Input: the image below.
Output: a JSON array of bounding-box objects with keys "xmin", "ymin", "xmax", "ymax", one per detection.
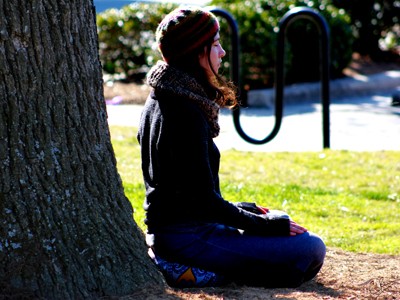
[{"xmin": 137, "ymin": 62, "xmax": 289, "ymax": 236}]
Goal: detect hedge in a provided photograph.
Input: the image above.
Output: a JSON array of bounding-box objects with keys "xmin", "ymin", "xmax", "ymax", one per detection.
[
  {"xmin": 96, "ymin": 0, "xmax": 354, "ymax": 90},
  {"xmin": 212, "ymin": 0, "xmax": 354, "ymax": 90}
]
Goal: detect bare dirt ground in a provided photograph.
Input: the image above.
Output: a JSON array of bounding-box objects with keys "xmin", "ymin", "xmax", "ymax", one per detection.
[
  {"xmin": 103, "ymin": 79, "xmax": 151, "ymax": 105},
  {"xmin": 109, "ymin": 54, "xmax": 400, "ymax": 299}
]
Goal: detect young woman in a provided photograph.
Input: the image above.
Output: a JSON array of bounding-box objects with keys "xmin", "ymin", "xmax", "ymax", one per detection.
[{"xmin": 137, "ymin": 6, "xmax": 326, "ymax": 288}]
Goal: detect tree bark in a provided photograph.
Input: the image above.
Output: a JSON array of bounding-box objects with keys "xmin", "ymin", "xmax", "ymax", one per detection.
[{"xmin": 0, "ymin": 0, "xmax": 164, "ymax": 298}]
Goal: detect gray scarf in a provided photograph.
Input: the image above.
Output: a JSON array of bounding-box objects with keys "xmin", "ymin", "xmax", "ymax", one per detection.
[{"xmin": 146, "ymin": 61, "xmax": 220, "ymax": 138}]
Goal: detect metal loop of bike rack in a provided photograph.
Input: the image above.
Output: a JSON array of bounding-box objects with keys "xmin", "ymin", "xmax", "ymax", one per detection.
[{"xmin": 209, "ymin": 7, "xmax": 331, "ymax": 148}]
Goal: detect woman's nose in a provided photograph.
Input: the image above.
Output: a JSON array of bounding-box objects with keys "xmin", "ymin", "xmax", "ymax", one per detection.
[{"xmin": 220, "ymin": 47, "xmax": 226, "ymax": 58}]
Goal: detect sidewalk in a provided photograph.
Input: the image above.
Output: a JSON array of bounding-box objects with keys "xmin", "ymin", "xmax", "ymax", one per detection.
[{"xmin": 106, "ymin": 73, "xmax": 400, "ymax": 152}]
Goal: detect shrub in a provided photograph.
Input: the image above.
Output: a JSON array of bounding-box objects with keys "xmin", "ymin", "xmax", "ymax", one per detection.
[
  {"xmin": 97, "ymin": 0, "xmax": 353, "ymax": 90},
  {"xmin": 332, "ymin": 0, "xmax": 400, "ymax": 59},
  {"xmin": 211, "ymin": 0, "xmax": 354, "ymax": 90},
  {"xmin": 96, "ymin": 3, "xmax": 177, "ymax": 81}
]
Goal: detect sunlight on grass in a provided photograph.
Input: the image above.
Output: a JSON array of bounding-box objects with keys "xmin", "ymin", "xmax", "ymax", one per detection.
[{"xmin": 110, "ymin": 125, "xmax": 400, "ymax": 255}]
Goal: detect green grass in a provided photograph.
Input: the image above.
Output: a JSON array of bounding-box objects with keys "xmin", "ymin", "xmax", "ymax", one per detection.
[{"xmin": 110, "ymin": 126, "xmax": 400, "ymax": 255}]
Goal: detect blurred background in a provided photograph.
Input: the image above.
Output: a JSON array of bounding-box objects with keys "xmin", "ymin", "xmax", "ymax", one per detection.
[{"xmin": 93, "ymin": 0, "xmax": 400, "ymax": 105}]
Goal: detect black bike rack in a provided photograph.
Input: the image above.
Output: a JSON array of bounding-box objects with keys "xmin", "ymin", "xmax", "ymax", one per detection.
[{"xmin": 210, "ymin": 7, "xmax": 331, "ymax": 148}]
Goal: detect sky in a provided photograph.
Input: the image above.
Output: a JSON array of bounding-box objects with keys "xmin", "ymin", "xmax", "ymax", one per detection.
[{"xmin": 93, "ymin": 0, "xmax": 210, "ymax": 13}]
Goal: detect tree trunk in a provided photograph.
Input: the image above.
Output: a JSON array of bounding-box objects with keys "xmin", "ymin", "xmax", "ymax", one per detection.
[{"xmin": 0, "ymin": 0, "xmax": 164, "ymax": 298}]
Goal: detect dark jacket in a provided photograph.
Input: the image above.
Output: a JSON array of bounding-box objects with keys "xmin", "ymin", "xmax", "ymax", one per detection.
[{"xmin": 137, "ymin": 61, "xmax": 289, "ymax": 235}]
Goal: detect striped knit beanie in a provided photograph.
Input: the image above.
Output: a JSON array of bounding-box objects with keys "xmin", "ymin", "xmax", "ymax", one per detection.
[{"xmin": 156, "ymin": 7, "xmax": 219, "ymax": 63}]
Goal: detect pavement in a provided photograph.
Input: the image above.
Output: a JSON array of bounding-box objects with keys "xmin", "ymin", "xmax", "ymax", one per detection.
[{"xmin": 106, "ymin": 71, "xmax": 400, "ymax": 152}]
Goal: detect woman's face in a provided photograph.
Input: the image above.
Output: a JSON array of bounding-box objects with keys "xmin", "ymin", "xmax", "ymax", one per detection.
[{"xmin": 199, "ymin": 32, "xmax": 226, "ymax": 74}]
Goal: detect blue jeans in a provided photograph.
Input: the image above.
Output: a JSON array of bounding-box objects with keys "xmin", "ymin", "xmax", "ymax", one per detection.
[{"xmin": 149, "ymin": 222, "xmax": 326, "ymax": 288}]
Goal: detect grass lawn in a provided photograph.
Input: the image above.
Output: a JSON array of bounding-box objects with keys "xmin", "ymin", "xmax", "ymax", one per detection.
[{"xmin": 110, "ymin": 125, "xmax": 400, "ymax": 255}]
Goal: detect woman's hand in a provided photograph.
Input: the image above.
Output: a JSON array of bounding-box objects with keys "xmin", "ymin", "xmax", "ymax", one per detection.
[{"xmin": 290, "ymin": 220, "xmax": 307, "ymax": 236}]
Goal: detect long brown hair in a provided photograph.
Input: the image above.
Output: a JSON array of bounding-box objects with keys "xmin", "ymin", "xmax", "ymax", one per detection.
[{"xmin": 168, "ymin": 35, "xmax": 238, "ymax": 108}]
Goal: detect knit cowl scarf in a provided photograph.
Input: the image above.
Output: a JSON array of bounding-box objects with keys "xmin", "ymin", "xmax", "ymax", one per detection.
[{"xmin": 146, "ymin": 61, "xmax": 220, "ymax": 138}]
